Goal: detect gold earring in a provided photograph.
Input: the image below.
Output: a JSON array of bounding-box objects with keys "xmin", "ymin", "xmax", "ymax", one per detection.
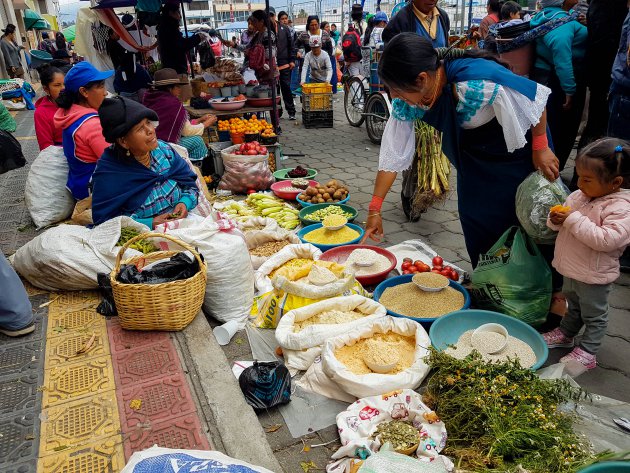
[{"xmin": 126, "ymin": 150, "xmax": 130, "ymax": 157}]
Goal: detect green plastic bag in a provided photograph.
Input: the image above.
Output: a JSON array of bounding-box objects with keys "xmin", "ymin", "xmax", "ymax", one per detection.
[{"xmin": 471, "ymin": 227, "xmax": 551, "ymax": 326}]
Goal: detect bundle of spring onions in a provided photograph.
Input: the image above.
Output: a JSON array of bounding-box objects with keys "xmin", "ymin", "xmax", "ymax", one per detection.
[{"xmin": 413, "ymin": 121, "xmax": 451, "ymax": 212}]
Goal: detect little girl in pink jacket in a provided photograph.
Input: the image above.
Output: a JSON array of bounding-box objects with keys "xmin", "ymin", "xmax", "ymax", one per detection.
[{"xmin": 543, "ymin": 138, "xmax": 630, "ymax": 372}]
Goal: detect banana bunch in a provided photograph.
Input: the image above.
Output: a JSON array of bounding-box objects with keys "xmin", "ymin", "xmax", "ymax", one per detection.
[{"xmin": 245, "ymin": 193, "xmax": 300, "ymax": 230}]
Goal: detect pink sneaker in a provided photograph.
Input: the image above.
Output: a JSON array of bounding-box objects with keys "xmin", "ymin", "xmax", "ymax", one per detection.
[
  {"xmin": 542, "ymin": 328, "xmax": 574, "ymax": 349},
  {"xmin": 560, "ymin": 347, "xmax": 597, "ymax": 370}
]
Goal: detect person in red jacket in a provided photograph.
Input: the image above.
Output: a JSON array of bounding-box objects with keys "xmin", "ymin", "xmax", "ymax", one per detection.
[{"xmin": 34, "ymin": 64, "xmax": 65, "ymax": 150}]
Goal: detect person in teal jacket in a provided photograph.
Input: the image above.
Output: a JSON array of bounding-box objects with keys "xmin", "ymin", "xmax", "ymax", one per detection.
[{"xmin": 530, "ymin": 0, "xmax": 587, "ymax": 170}]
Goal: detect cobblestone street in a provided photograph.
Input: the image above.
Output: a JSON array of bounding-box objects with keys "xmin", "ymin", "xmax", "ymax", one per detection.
[{"xmin": 1, "ymin": 96, "xmax": 629, "ymax": 473}]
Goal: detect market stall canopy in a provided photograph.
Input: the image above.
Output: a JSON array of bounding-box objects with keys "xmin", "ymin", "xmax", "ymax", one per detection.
[
  {"xmin": 42, "ymin": 14, "xmax": 59, "ymax": 31},
  {"xmin": 63, "ymin": 25, "xmax": 76, "ymax": 42},
  {"xmin": 23, "ymin": 9, "xmax": 50, "ymax": 30},
  {"xmin": 80, "ymin": 0, "xmax": 192, "ymax": 8},
  {"xmin": 217, "ymin": 21, "xmax": 249, "ymax": 32}
]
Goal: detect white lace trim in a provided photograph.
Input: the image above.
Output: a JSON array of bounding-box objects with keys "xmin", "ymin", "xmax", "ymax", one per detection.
[
  {"xmin": 378, "ymin": 117, "xmax": 416, "ymax": 172},
  {"xmin": 493, "ymin": 83, "xmax": 551, "ymax": 152}
]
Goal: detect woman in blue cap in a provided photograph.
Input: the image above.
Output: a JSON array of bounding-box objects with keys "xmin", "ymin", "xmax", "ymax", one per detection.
[{"xmin": 53, "ymin": 61, "xmax": 113, "ymax": 201}]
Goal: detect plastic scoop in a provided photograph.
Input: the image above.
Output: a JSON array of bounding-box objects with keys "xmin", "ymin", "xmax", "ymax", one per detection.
[
  {"xmin": 322, "ymin": 215, "xmax": 348, "ymax": 231},
  {"xmin": 364, "ymin": 353, "xmax": 399, "ymax": 374},
  {"xmin": 412, "ymin": 272, "xmax": 449, "ymax": 292},
  {"xmin": 471, "ymin": 323, "xmax": 508, "ymax": 354}
]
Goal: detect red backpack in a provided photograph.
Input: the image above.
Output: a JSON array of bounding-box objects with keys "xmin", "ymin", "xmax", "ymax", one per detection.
[{"xmin": 342, "ymin": 29, "xmax": 362, "ymax": 63}]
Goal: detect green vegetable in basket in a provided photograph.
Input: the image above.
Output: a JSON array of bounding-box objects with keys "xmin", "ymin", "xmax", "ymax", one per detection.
[{"xmin": 117, "ymin": 228, "xmax": 159, "ymax": 254}]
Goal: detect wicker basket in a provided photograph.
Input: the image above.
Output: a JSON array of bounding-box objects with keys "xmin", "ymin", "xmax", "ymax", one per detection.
[{"xmin": 110, "ymin": 232, "xmax": 207, "ymax": 331}]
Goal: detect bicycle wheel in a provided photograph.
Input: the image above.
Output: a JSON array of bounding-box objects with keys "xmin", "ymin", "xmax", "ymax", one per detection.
[
  {"xmin": 344, "ymin": 76, "xmax": 367, "ymax": 127},
  {"xmin": 365, "ymin": 93, "xmax": 390, "ymax": 144}
]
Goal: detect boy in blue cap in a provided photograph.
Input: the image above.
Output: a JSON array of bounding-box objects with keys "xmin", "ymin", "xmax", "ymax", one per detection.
[{"xmin": 369, "ymin": 11, "xmax": 388, "ymax": 48}]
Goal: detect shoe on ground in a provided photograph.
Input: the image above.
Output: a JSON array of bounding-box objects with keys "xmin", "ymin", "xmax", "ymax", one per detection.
[
  {"xmin": 289, "ymin": 114, "xmax": 296, "ymax": 120},
  {"xmin": 542, "ymin": 327, "xmax": 574, "ymax": 349},
  {"xmin": 560, "ymin": 346, "xmax": 596, "ymax": 370},
  {"xmin": 0, "ymin": 322, "xmax": 35, "ymax": 337}
]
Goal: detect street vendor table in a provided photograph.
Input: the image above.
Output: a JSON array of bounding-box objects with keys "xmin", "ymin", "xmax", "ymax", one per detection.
[{"xmin": 185, "ymin": 105, "xmax": 273, "ymax": 119}]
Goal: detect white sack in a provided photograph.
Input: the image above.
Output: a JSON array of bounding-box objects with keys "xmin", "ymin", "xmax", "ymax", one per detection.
[
  {"xmin": 238, "ymin": 217, "xmax": 280, "ymax": 233},
  {"xmin": 276, "ymin": 295, "xmax": 387, "ymax": 370},
  {"xmin": 322, "ymin": 317, "xmax": 431, "ymax": 399},
  {"xmin": 254, "ymin": 243, "xmax": 322, "ymax": 294},
  {"xmin": 168, "ymin": 142, "xmax": 213, "ymax": 217},
  {"xmin": 154, "ymin": 214, "xmax": 254, "ymax": 325},
  {"xmin": 121, "ymin": 446, "xmax": 275, "ymax": 473},
  {"xmin": 11, "ymin": 216, "xmax": 147, "ymax": 290},
  {"xmin": 327, "ymin": 389, "xmax": 451, "ymax": 473},
  {"xmin": 244, "ymin": 230, "xmax": 301, "ymax": 270},
  {"xmin": 25, "ymin": 146, "xmax": 75, "ymax": 229}
]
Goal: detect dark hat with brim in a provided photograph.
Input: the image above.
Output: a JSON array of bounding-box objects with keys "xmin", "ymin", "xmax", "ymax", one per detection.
[
  {"xmin": 151, "ymin": 67, "xmax": 189, "ymax": 87},
  {"xmin": 98, "ymin": 96, "xmax": 158, "ymax": 143}
]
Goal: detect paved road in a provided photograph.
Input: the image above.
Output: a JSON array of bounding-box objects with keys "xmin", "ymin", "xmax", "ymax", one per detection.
[{"xmin": 1, "ymin": 95, "xmax": 628, "ymax": 473}]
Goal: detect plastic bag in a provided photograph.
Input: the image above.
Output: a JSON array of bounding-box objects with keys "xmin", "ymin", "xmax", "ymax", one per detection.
[
  {"xmin": 117, "ymin": 252, "xmax": 201, "ymax": 284},
  {"xmin": 219, "ymin": 146, "xmax": 274, "ymax": 193},
  {"xmin": 239, "ymin": 361, "xmax": 291, "ymax": 410},
  {"xmin": 276, "ymin": 295, "xmax": 387, "ymax": 371},
  {"xmin": 121, "ymin": 446, "xmax": 275, "ymax": 473},
  {"xmin": 516, "ymin": 171, "xmax": 570, "ymax": 244},
  {"xmin": 96, "ymin": 272, "xmax": 117, "ymax": 316},
  {"xmin": 471, "ymin": 226, "xmax": 552, "ymax": 326},
  {"xmin": 24, "ymin": 145, "xmax": 75, "ymax": 229},
  {"xmin": 0, "ymin": 130, "xmax": 25, "ymax": 175}
]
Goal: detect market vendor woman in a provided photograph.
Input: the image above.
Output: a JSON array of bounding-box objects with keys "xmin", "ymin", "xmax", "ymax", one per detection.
[
  {"xmin": 91, "ymin": 97, "xmax": 199, "ymax": 228},
  {"xmin": 362, "ymin": 34, "xmax": 559, "ymax": 270}
]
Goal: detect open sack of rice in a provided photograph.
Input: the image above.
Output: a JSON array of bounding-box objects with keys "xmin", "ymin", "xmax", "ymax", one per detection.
[{"xmin": 275, "ymin": 295, "xmax": 387, "ymax": 370}]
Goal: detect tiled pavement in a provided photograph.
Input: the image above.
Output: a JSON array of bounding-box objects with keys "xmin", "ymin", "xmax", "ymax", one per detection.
[{"xmin": 1, "ymin": 96, "xmax": 629, "ymax": 473}]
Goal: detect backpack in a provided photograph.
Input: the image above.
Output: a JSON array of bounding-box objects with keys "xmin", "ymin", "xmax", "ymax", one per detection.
[{"xmin": 342, "ymin": 29, "xmax": 362, "ymax": 63}]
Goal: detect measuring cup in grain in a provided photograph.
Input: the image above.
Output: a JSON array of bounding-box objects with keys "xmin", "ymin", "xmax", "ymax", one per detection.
[
  {"xmin": 412, "ymin": 272, "xmax": 449, "ymax": 292},
  {"xmin": 322, "ymin": 214, "xmax": 348, "ymax": 230},
  {"xmin": 471, "ymin": 323, "xmax": 508, "ymax": 354}
]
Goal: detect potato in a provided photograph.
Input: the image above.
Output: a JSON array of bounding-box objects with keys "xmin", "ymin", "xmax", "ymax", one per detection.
[
  {"xmin": 317, "ymin": 197, "xmax": 325, "ymax": 203},
  {"xmin": 306, "ymin": 187, "xmax": 317, "ymax": 196},
  {"xmin": 322, "ymin": 192, "xmax": 331, "ymax": 200},
  {"xmin": 333, "ymin": 190, "xmax": 343, "ymax": 199},
  {"xmin": 326, "ymin": 180, "xmax": 336, "ymax": 187},
  {"xmin": 326, "ymin": 198, "xmax": 333, "ymax": 202}
]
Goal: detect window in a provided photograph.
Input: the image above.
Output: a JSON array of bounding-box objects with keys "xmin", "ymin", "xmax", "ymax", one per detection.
[{"xmin": 188, "ymin": 1, "xmax": 210, "ymax": 11}]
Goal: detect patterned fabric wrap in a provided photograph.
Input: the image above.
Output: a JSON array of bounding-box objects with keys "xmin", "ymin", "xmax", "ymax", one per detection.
[
  {"xmin": 497, "ymin": 11, "xmax": 578, "ymax": 54},
  {"xmin": 130, "ymin": 143, "xmax": 199, "ymax": 221},
  {"xmin": 178, "ymin": 135, "xmax": 207, "ymax": 161}
]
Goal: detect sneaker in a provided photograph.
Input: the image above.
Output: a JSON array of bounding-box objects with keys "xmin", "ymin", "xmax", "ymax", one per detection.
[
  {"xmin": 542, "ymin": 327, "xmax": 574, "ymax": 349},
  {"xmin": 0, "ymin": 323, "xmax": 35, "ymax": 337},
  {"xmin": 289, "ymin": 114, "xmax": 296, "ymax": 120},
  {"xmin": 560, "ymin": 346, "xmax": 596, "ymax": 370}
]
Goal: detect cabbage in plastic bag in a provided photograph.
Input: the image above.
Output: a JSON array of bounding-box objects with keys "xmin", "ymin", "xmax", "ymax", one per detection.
[{"xmin": 515, "ymin": 172, "xmax": 569, "ymax": 244}]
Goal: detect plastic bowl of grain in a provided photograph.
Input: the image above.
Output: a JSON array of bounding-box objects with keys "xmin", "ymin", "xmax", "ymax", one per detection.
[
  {"xmin": 429, "ymin": 309, "xmax": 548, "ymax": 370},
  {"xmin": 320, "ymin": 244, "xmax": 397, "ymax": 286},
  {"xmin": 297, "ymin": 223, "xmax": 364, "ymax": 252},
  {"xmin": 373, "ymin": 274, "xmax": 470, "ymax": 328}
]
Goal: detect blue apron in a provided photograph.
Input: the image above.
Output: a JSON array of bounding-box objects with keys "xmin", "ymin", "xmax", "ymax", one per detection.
[{"xmin": 62, "ymin": 113, "xmax": 98, "ymax": 201}]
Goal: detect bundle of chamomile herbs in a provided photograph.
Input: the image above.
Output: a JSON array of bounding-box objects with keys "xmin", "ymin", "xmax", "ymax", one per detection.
[{"xmin": 422, "ymin": 348, "xmax": 604, "ymax": 472}]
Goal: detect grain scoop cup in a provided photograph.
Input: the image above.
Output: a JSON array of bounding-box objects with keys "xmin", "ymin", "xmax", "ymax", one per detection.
[{"xmin": 471, "ymin": 323, "xmax": 509, "ymax": 354}]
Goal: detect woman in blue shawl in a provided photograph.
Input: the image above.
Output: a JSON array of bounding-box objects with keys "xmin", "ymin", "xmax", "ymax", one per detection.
[
  {"xmin": 362, "ymin": 34, "xmax": 560, "ymax": 274},
  {"xmin": 91, "ymin": 97, "xmax": 199, "ymax": 228}
]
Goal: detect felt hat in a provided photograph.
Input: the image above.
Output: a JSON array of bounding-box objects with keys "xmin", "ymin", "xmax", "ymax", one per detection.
[
  {"xmin": 151, "ymin": 68, "xmax": 189, "ymax": 87},
  {"xmin": 98, "ymin": 96, "xmax": 158, "ymax": 143}
]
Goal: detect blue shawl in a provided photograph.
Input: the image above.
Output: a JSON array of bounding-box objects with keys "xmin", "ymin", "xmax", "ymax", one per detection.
[
  {"xmin": 423, "ymin": 57, "xmax": 540, "ymax": 167},
  {"xmin": 91, "ymin": 141, "xmax": 198, "ymax": 226}
]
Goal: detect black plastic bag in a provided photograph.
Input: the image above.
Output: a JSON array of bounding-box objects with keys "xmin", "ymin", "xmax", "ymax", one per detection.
[
  {"xmin": 0, "ymin": 130, "xmax": 26, "ymax": 175},
  {"xmin": 116, "ymin": 252, "xmax": 201, "ymax": 284},
  {"xmin": 96, "ymin": 273, "xmax": 117, "ymax": 317},
  {"xmin": 239, "ymin": 361, "xmax": 291, "ymax": 410}
]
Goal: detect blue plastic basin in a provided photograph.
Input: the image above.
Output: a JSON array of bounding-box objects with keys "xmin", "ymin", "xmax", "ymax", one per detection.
[
  {"xmin": 373, "ymin": 274, "xmax": 470, "ymax": 328},
  {"xmin": 429, "ymin": 309, "xmax": 549, "ymax": 370},
  {"xmin": 578, "ymin": 463, "xmax": 630, "ymax": 473}
]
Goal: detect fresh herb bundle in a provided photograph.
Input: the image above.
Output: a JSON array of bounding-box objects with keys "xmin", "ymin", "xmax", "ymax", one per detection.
[
  {"xmin": 423, "ymin": 348, "xmax": 596, "ymax": 472},
  {"xmin": 117, "ymin": 228, "xmax": 158, "ymax": 254}
]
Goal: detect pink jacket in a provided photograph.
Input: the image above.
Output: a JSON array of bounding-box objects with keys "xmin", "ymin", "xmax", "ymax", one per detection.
[
  {"xmin": 548, "ymin": 190, "xmax": 630, "ymax": 285},
  {"xmin": 53, "ymin": 104, "xmax": 109, "ymax": 163}
]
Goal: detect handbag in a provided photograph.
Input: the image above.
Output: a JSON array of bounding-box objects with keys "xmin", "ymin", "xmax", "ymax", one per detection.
[
  {"xmin": 0, "ymin": 130, "xmax": 26, "ymax": 174},
  {"xmin": 248, "ymin": 43, "xmax": 266, "ymax": 72}
]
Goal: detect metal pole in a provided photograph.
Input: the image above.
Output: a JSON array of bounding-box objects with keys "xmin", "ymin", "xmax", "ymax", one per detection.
[
  {"xmin": 181, "ymin": 1, "xmax": 195, "ymax": 78},
  {"xmin": 266, "ymin": 2, "xmax": 279, "ymax": 132},
  {"xmin": 340, "ymin": 0, "xmax": 345, "ymax": 35},
  {"xmin": 467, "ymin": 0, "xmax": 473, "ymax": 30},
  {"xmin": 460, "ymin": 0, "xmax": 466, "ymax": 34}
]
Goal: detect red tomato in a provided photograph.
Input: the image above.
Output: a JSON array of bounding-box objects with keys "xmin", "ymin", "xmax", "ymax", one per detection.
[
  {"xmin": 448, "ymin": 270, "xmax": 459, "ymax": 281},
  {"xmin": 260, "ymin": 146, "xmax": 268, "ymax": 154},
  {"xmin": 402, "ymin": 269, "xmax": 411, "ymax": 275},
  {"xmin": 432, "ymin": 265, "xmax": 443, "ymax": 272},
  {"xmin": 401, "ymin": 262, "xmax": 412, "ymax": 271},
  {"xmin": 431, "ymin": 269, "xmax": 442, "ymax": 274},
  {"xmin": 413, "ymin": 260, "xmax": 424, "ymax": 268},
  {"xmin": 444, "ymin": 266, "xmax": 453, "ymax": 271},
  {"xmin": 403, "ymin": 257, "xmax": 412, "ymax": 264},
  {"xmin": 247, "ymin": 189, "xmax": 257, "ymax": 194},
  {"xmin": 418, "ymin": 263, "xmax": 431, "ymax": 272},
  {"xmin": 234, "ymin": 151, "xmax": 241, "ymax": 155},
  {"xmin": 410, "ymin": 267, "xmax": 419, "ymax": 273},
  {"xmin": 440, "ymin": 269, "xmax": 451, "ymax": 277},
  {"xmin": 247, "ymin": 149, "xmax": 258, "ymax": 155},
  {"xmin": 252, "ymin": 141, "xmax": 259, "ymax": 146},
  {"xmin": 432, "ymin": 256, "xmax": 444, "ymax": 267}
]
